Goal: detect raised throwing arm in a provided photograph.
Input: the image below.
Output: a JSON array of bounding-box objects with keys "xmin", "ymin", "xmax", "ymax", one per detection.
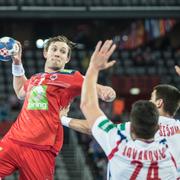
[{"xmin": 12, "ymin": 41, "xmax": 28, "ymax": 100}]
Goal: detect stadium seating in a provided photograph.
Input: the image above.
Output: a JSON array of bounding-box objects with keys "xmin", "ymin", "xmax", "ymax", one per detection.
[{"xmin": 1, "ymin": 0, "xmax": 180, "ymax": 7}]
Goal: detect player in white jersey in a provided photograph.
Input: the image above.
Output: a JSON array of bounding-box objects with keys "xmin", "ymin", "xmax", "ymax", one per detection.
[
  {"xmin": 62, "ymin": 71, "xmax": 180, "ymax": 177},
  {"xmin": 61, "ymin": 58, "xmax": 180, "ymax": 179},
  {"xmin": 79, "ymin": 40, "xmax": 178, "ymax": 180},
  {"xmin": 92, "ymin": 113, "xmax": 177, "ymax": 180},
  {"xmin": 115, "ymin": 84, "xmax": 180, "ymax": 176},
  {"xmin": 151, "ymin": 85, "xmax": 180, "ymax": 175}
]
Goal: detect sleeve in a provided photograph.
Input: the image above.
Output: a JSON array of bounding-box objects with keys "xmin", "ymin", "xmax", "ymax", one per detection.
[
  {"xmin": 74, "ymin": 71, "xmax": 84, "ymax": 87},
  {"xmin": 92, "ymin": 115, "xmax": 126, "ymax": 156},
  {"xmin": 67, "ymin": 71, "xmax": 84, "ymax": 98},
  {"xmin": 59, "ymin": 90, "xmax": 72, "ymax": 108},
  {"xmin": 117, "ymin": 122, "xmax": 132, "ymax": 140},
  {"xmin": 23, "ymin": 79, "xmax": 30, "ymax": 92}
]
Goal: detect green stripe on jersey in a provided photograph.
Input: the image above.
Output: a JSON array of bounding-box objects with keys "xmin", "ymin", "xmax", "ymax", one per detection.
[
  {"xmin": 118, "ymin": 123, "xmax": 126, "ymax": 131},
  {"xmin": 98, "ymin": 119, "xmax": 117, "ymax": 133}
]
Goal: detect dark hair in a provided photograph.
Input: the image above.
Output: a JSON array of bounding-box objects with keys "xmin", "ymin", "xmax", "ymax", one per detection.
[
  {"xmin": 130, "ymin": 100, "xmax": 159, "ymax": 139},
  {"xmin": 44, "ymin": 35, "xmax": 76, "ymax": 59},
  {"xmin": 154, "ymin": 84, "xmax": 180, "ymax": 116}
]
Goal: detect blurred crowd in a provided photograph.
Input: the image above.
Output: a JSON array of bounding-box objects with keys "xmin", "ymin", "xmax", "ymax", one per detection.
[{"xmin": 0, "ymin": 20, "xmax": 180, "ymax": 180}]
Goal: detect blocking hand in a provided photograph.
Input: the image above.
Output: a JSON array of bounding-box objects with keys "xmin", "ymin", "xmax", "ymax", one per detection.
[{"xmin": 90, "ymin": 40, "xmax": 116, "ymax": 71}]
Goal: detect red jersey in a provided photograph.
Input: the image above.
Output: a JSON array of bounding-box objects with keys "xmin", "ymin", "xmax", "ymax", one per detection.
[{"xmin": 4, "ymin": 69, "xmax": 83, "ymax": 154}]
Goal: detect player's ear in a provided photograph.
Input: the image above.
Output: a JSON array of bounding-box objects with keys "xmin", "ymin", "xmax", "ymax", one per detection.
[
  {"xmin": 130, "ymin": 124, "xmax": 136, "ymax": 140},
  {"xmin": 155, "ymin": 99, "xmax": 163, "ymax": 108},
  {"xmin": 43, "ymin": 49, "xmax": 47, "ymax": 59},
  {"xmin": 66, "ymin": 56, "xmax": 71, "ymax": 63},
  {"xmin": 65, "ymin": 49, "xmax": 71, "ymax": 63},
  {"xmin": 65, "ymin": 56, "xmax": 70, "ymax": 64}
]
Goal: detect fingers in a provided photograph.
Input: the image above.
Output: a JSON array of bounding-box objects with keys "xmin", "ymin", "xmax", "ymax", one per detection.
[
  {"xmin": 106, "ymin": 60, "xmax": 116, "ymax": 69},
  {"xmin": 90, "ymin": 39, "xmax": 116, "ymax": 71},
  {"xmin": 94, "ymin": 41, "xmax": 102, "ymax": 54},
  {"xmin": 100, "ymin": 40, "xmax": 113, "ymax": 54},
  {"xmin": 12, "ymin": 41, "xmax": 22, "ymax": 63},
  {"xmin": 175, "ymin": 65, "xmax": 180, "ymax": 76},
  {"xmin": 100, "ymin": 86, "xmax": 116, "ymax": 102},
  {"xmin": 94, "ymin": 40, "xmax": 115, "ymax": 56},
  {"xmin": 106, "ymin": 44, "xmax": 116, "ymax": 59},
  {"xmin": 100, "ymin": 40, "xmax": 116, "ymax": 69},
  {"xmin": 15, "ymin": 41, "xmax": 22, "ymax": 53}
]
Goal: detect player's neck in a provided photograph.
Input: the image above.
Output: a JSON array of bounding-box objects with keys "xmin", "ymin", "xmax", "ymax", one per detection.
[
  {"xmin": 44, "ymin": 66, "xmax": 64, "ymax": 73},
  {"xmin": 135, "ymin": 137, "xmax": 154, "ymax": 143},
  {"xmin": 131, "ymin": 133, "xmax": 154, "ymax": 143},
  {"xmin": 159, "ymin": 109, "xmax": 173, "ymax": 118}
]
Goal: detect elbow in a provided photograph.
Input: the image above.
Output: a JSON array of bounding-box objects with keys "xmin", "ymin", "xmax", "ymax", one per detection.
[
  {"xmin": 15, "ymin": 91, "xmax": 22, "ymax": 100},
  {"xmin": 87, "ymin": 129, "xmax": 92, "ymax": 135},
  {"xmin": 14, "ymin": 88, "xmax": 22, "ymax": 100},
  {"xmin": 16, "ymin": 89, "xmax": 26, "ymax": 101},
  {"xmin": 17, "ymin": 95, "xmax": 25, "ymax": 100}
]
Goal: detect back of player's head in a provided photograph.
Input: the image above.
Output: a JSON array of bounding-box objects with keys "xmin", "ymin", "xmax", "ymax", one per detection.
[
  {"xmin": 153, "ymin": 84, "xmax": 180, "ymax": 116},
  {"xmin": 44, "ymin": 35, "xmax": 76, "ymax": 59},
  {"xmin": 130, "ymin": 100, "xmax": 159, "ymax": 139}
]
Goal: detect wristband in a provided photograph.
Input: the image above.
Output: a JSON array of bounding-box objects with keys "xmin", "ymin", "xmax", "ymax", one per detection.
[
  {"xmin": 61, "ymin": 116, "xmax": 72, "ymax": 127},
  {"xmin": 12, "ymin": 63, "xmax": 25, "ymax": 76}
]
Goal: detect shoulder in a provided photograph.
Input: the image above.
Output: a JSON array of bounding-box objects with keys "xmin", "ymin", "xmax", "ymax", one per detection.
[
  {"xmin": 30, "ymin": 72, "xmax": 44, "ymax": 78},
  {"xmin": 58, "ymin": 69, "xmax": 78, "ymax": 74},
  {"xmin": 59, "ymin": 69, "xmax": 84, "ymax": 76},
  {"xmin": 58, "ymin": 69, "xmax": 84, "ymax": 81},
  {"xmin": 159, "ymin": 116, "xmax": 180, "ymax": 125},
  {"xmin": 92, "ymin": 115, "xmax": 113, "ymax": 132}
]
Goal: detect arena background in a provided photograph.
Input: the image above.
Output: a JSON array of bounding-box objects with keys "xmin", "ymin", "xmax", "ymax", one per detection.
[{"xmin": 0, "ymin": 0, "xmax": 180, "ymax": 179}]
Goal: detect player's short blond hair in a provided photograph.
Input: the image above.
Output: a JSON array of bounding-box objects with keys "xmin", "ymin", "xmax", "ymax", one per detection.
[{"xmin": 44, "ymin": 35, "xmax": 76, "ymax": 59}]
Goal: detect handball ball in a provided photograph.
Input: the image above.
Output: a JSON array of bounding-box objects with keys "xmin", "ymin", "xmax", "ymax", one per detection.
[{"xmin": 0, "ymin": 37, "xmax": 19, "ymax": 61}]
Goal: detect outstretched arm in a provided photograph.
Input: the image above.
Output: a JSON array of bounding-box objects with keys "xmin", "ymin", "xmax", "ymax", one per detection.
[
  {"xmin": 80, "ymin": 40, "xmax": 116, "ymax": 128},
  {"xmin": 60, "ymin": 104, "xmax": 91, "ymax": 135},
  {"xmin": 12, "ymin": 41, "xmax": 28, "ymax": 100},
  {"xmin": 69, "ymin": 118, "xmax": 91, "ymax": 135}
]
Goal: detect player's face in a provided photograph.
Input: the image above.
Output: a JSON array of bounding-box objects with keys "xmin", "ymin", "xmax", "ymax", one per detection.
[
  {"xmin": 44, "ymin": 41, "xmax": 70, "ymax": 71},
  {"xmin": 150, "ymin": 90, "xmax": 162, "ymax": 108},
  {"xmin": 150, "ymin": 90, "xmax": 163, "ymax": 111}
]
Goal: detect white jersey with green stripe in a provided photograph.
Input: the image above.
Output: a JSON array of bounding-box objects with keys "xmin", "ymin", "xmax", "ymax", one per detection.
[
  {"xmin": 92, "ymin": 115, "xmax": 178, "ymax": 180},
  {"xmin": 117, "ymin": 116, "xmax": 180, "ymax": 177}
]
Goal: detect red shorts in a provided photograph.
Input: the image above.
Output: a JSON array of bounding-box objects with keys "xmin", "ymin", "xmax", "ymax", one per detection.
[{"xmin": 0, "ymin": 138, "xmax": 55, "ymax": 180}]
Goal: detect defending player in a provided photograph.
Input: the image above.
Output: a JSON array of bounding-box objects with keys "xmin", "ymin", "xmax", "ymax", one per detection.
[
  {"xmin": 62, "ymin": 66, "xmax": 180, "ymax": 178},
  {"xmin": 80, "ymin": 40, "xmax": 178, "ymax": 179},
  {"xmin": 0, "ymin": 35, "xmax": 116, "ymax": 179}
]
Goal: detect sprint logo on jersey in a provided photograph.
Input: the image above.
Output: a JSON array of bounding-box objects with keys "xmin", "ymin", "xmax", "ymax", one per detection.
[
  {"xmin": 27, "ymin": 85, "xmax": 48, "ymax": 110},
  {"xmin": 98, "ymin": 119, "xmax": 117, "ymax": 133}
]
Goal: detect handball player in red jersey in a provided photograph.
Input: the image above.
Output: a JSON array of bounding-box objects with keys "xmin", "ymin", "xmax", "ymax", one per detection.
[{"xmin": 0, "ymin": 35, "xmax": 116, "ymax": 180}]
